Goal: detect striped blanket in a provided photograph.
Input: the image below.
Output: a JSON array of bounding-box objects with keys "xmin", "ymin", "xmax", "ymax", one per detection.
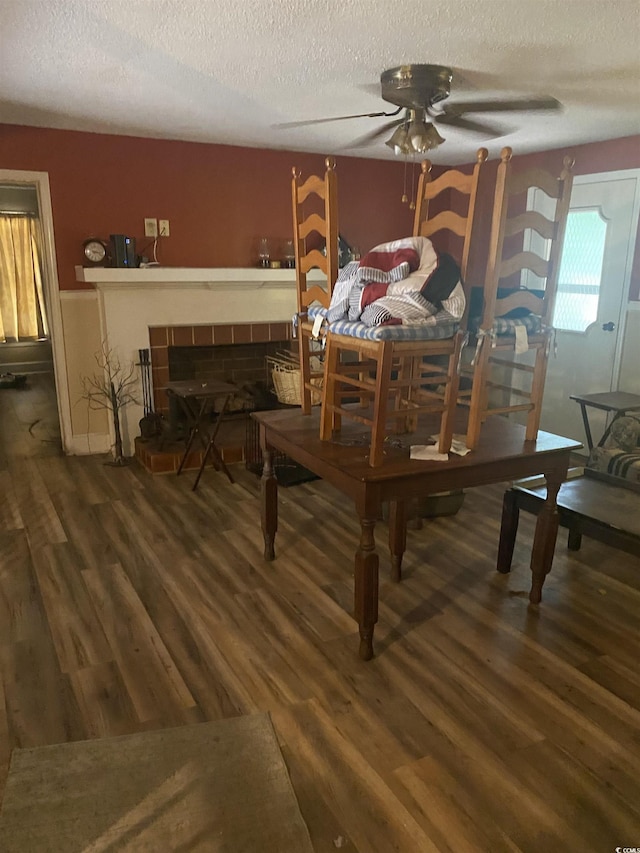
[{"xmin": 326, "ymin": 236, "xmax": 464, "ymax": 328}]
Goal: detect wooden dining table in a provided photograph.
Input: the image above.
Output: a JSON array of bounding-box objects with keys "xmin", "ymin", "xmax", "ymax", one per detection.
[{"xmin": 253, "ymin": 408, "xmax": 581, "ymax": 660}]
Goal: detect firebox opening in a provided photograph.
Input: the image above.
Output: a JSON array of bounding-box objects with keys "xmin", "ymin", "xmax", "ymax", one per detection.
[
  {"xmin": 166, "ymin": 339, "xmax": 296, "ymax": 438},
  {"xmin": 140, "ymin": 327, "xmax": 318, "ymax": 485}
]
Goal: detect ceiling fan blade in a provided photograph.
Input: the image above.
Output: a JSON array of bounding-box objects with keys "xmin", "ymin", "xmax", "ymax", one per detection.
[
  {"xmin": 342, "ymin": 118, "xmax": 406, "ymax": 150},
  {"xmin": 272, "ymin": 106, "xmax": 401, "ymax": 129},
  {"xmin": 441, "ymin": 96, "xmax": 562, "ymax": 116},
  {"xmin": 435, "ymin": 114, "xmax": 506, "ymax": 137},
  {"xmin": 449, "ymin": 67, "xmax": 504, "ymax": 92},
  {"xmin": 356, "ymin": 82, "xmax": 383, "ymax": 97}
]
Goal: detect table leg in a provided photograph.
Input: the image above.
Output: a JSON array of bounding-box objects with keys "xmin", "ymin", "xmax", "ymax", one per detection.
[
  {"xmin": 354, "ymin": 517, "xmax": 379, "ymax": 661},
  {"xmin": 529, "ymin": 470, "xmax": 563, "ymax": 603},
  {"xmin": 387, "ymin": 500, "xmax": 406, "ymax": 583},
  {"xmin": 176, "ymin": 396, "xmax": 207, "ymax": 476},
  {"xmin": 192, "ymin": 395, "xmax": 235, "ymax": 490},
  {"xmin": 578, "ymin": 403, "xmax": 594, "ymax": 451},
  {"xmin": 567, "ymin": 524, "xmax": 583, "ymax": 551},
  {"xmin": 261, "ymin": 449, "xmax": 278, "ymax": 561},
  {"xmin": 497, "ymin": 488, "xmax": 520, "ymax": 573},
  {"xmin": 176, "ymin": 407, "xmax": 199, "ymax": 475}
]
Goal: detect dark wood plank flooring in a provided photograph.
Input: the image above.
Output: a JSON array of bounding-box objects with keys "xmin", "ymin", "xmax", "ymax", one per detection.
[{"xmin": 1, "ymin": 375, "xmax": 639, "ymax": 851}]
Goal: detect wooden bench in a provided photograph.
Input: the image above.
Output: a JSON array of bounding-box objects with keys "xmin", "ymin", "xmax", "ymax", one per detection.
[{"xmin": 497, "ymin": 466, "xmax": 640, "ymax": 572}]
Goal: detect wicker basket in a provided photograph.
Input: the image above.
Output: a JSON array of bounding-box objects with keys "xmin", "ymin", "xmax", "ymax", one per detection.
[{"xmin": 266, "ymin": 352, "xmax": 323, "ymax": 406}]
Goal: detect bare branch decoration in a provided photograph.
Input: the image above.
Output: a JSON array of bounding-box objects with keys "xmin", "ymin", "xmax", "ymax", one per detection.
[{"xmin": 80, "ymin": 341, "xmax": 140, "ymax": 465}]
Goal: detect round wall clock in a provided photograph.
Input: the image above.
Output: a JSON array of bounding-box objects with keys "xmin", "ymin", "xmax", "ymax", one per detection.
[{"xmin": 82, "ymin": 237, "xmax": 108, "ymax": 265}]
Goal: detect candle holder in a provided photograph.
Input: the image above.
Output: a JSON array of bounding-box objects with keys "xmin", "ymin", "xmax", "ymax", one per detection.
[
  {"xmin": 258, "ymin": 237, "xmax": 271, "ymax": 268},
  {"xmin": 282, "ymin": 239, "xmax": 295, "ymax": 269}
]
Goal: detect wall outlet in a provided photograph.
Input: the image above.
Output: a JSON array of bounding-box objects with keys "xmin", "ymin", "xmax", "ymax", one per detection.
[
  {"xmin": 159, "ymin": 219, "xmax": 170, "ymax": 237},
  {"xmin": 144, "ymin": 218, "xmax": 158, "ymax": 237}
]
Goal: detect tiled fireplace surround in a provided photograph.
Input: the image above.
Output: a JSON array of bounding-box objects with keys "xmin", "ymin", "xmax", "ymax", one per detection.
[
  {"xmin": 148, "ymin": 320, "xmax": 292, "ymax": 417},
  {"xmin": 137, "ymin": 320, "xmax": 295, "ymax": 472}
]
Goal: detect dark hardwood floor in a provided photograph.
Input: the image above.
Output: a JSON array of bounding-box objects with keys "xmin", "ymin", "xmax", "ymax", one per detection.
[{"xmin": 1, "ymin": 375, "xmax": 639, "ymax": 851}]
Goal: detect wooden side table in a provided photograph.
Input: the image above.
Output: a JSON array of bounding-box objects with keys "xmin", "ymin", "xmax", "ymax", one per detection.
[
  {"xmin": 569, "ymin": 391, "xmax": 640, "ymax": 451},
  {"xmin": 166, "ymin": 378, "xmax": 237, "ymax": 490}
]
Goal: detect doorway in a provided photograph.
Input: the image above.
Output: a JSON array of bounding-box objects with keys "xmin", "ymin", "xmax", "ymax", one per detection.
[
  {"xmin": 534, "ymin": 170, "xmax": 640, "ymax": 447},
  {"xmin": 0, "ymin": 169, "xmax": 70, "ymax": 452},
  {"xmin": 0, "ymin": 184, "xmax": 51, "ymax": 372}
]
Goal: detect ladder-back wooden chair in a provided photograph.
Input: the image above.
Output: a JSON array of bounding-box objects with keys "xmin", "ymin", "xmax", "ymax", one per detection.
[
  {"xmin": 291, "ymin": 157, "xmax": 339, "ymax": 414},
  {"xmin": 465, "ymin": 146, "xmax": 574, "ymax": 449},
  {"xmin": 319, "ymin": 148, "xmax": 488, "ymax": 467},
  {"xmin": 413, "ymin": 148, "xmax": 484, "ymax": 290}
]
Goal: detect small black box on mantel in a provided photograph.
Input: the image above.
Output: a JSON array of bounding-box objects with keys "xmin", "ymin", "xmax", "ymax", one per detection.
[{"xmin": 110, "ymin": 234, "xmax": 136, "ymax": 268}]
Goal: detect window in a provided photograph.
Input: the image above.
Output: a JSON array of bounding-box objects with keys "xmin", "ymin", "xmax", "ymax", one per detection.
[{"xmin": 553, "ymin": 208, "xmax": 607, "ymax": 332}]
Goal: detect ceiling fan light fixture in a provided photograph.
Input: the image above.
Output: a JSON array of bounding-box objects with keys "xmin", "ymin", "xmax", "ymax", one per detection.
[
  {"xmin": 385, "ymin": 123, "xmax": 411, "ymax": 155},
  {"xmin": 425, "ymin": 122, "xmax": 446, "ymax": 148},
  {"xmin": 407, "ymin": 119, "xmax": 445, "ymax": 153},
  {"xmin": 407, "ymin": 118, "xmax": 427, "ymax": 151},
  {"xmin": 386, "ymin": 118, "xmax": 445, "ymax": 156}
]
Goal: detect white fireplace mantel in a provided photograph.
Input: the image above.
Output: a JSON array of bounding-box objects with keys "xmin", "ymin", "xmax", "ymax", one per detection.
[
  {"xmin": 76, "ymin": 263, "xmax": 327, "ymax": 341},
  {"xmin": 75, "ymin": 265, "xmax": 326, "ymax": 288},
  {"xmin": 74, "ymin": 266, "xmax": 328, "ymax": 454}
]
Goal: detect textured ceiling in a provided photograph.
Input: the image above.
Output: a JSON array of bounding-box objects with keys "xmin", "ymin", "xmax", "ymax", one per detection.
[{"xmin": 1, "ymin": 0, "xmax": 639, "ymax": 164}]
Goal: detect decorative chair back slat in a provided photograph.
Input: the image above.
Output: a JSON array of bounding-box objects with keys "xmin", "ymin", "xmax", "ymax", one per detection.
[{"xmin": 291, "ymin": 157, "xmax": 340, "ymax": 413}]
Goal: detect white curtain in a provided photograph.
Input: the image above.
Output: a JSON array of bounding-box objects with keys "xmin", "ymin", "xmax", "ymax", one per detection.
[{"xmin": 0, "ymin": 215, "xmax": 48, "ymax": 343}]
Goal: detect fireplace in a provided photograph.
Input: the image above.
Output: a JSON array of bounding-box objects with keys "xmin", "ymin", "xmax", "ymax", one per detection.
[
  {"xmin": 81, "ymin": 266, "xmax": 328, "ymax": 458},
  {"xmin": 148, "ymin": 320, "xmax": 293, "ymax": 414},
  {"xmin": 135, "ymin": 319, "xmax": 296, "ymax": 472}
]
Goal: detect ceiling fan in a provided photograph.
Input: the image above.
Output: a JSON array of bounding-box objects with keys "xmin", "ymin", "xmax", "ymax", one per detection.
[{"xmin": 276, "ymin": 64, "xmax": 562, "ymax": 154}]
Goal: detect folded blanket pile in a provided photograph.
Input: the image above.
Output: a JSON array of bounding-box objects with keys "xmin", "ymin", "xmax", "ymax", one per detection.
[{"xmin": 326, "ymin": 236, "xmax": 464, "ymax": 328}]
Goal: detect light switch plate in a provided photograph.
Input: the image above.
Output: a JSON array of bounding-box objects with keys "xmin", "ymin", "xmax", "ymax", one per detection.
[
  {"xmin": 159, "ymin": 219, "xmax": 170, "ymax": 237},
  {"xmin": 144, "ymin": 218, "xmax": 158, "ymax": 237}
]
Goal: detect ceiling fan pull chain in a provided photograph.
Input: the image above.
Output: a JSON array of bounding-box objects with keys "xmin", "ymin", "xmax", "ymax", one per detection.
[
  {"xmin": 402, "ymin": 158, "xmax": 409, "ymax": 204},
  {"xmin": 409, "ymin": 156, "xmax": 417, "ymax": 210}
]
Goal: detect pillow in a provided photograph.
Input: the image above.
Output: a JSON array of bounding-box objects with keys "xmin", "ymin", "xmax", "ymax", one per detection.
[{"xmin": 606, "ymin": 414, "xmax": 640, "ymax": 453}]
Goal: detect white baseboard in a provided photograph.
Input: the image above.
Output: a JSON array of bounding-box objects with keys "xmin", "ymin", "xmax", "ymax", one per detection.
[{"xmin": 64, "ymin": 433, "xmax": 112, "ymax": 455}]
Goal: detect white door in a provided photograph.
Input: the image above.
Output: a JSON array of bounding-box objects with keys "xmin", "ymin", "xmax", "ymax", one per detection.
[{"xmin": 537, "ymin": 171, "xmax": 640, "ymax": 449}]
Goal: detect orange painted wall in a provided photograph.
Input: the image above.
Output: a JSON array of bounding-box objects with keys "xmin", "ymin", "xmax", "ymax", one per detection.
[{"xmin": 0, "ymin": 124, "xmax": 419, "ymax": 291}]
